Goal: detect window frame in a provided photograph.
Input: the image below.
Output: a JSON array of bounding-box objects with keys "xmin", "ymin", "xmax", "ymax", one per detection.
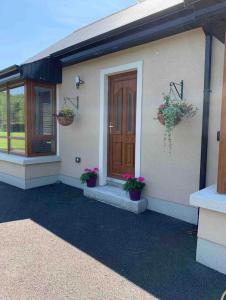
[
  {"xmin": 0, "ymin": 80, "xmax": 57, "ymax": 157},
  {"xmin": 26, "ymin": 81, "xmax": 57, "ymax": 157},
  {"xmin": 0, "ymin": 81, "xmax": 26, "ymax": 156}
]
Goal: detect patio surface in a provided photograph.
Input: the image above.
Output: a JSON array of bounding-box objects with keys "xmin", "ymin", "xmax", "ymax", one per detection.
[{"xmin": 0, "ymin": 182, "xmax": 225, "ymax": 300}]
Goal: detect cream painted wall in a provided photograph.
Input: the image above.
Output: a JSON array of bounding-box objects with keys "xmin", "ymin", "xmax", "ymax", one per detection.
[
  {"xmin": 25, "ymin": 163, "xmax": 60, "ymax": 179},
  {"xmin": 58, "ymin": 28, "xmax": 210, "ymax": 207},
  {"xmin": 206, "ymin": 37, "xmax": 224, "ymax": 186},
  {"xmin": 0, "ymin": 161, "xmax": 25, "ymax": 178},
  {"xmin": 198, "ymin": 208, "xmax": 226, "ymax": 247}
]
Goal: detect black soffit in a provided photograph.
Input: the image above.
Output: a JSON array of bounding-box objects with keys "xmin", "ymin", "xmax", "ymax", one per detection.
[
  {"xmin": 56, "ymin": 0, "xmax": 226, "ymax": 66},
  {"xmin": 0, "ymin": 58, "xmax": 62, "ymax": 85}
]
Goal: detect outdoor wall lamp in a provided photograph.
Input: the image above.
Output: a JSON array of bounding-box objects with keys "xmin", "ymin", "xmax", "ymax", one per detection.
[{"xmin": 75, "ymin": 75, "xmax": 85, "ymax": 89}]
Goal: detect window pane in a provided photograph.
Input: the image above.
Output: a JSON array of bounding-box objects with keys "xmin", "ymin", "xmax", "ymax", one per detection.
[
  {"xmin": 127, "ymin": 92, "xmax": 133, "ymax": 132},
  {"xmin": 31, "ymin": 139, "xmax": 55, "ymax": 154},
  {"xmin": 114, "ymin": 94, "xmax": 122, "ymax": 131},
  {"xmin": 10, "ymin": 86, "xmax": 25, "ymax": 135},
  {"xmin": 10, "ymin": 138, "xmax": 25, "ymax": 154},
  {"xmin": 9, "ymin": 86, "xmax": 25, "ymax": 154},
  {"xmin": 34, "ymin": 87, "xmax": 54, "ymax": 136},
  {"xmin": 0, "ymin": 90, "xmax": 7, "ymax": 139},
  {"xmin": 0, "ymin": 138, "xmax": 7, "ymax": 151}
]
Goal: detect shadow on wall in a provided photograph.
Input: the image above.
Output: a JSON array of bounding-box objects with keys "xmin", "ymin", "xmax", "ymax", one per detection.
[{"xmin": 0, "ymin": 182, "xmax": 225, "ymax": 300}]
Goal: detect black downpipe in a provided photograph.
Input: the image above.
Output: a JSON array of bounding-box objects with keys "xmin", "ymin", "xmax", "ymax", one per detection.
[{"xmin": 199, "ymin": 33, "xmax": 212, "ymax": 190}]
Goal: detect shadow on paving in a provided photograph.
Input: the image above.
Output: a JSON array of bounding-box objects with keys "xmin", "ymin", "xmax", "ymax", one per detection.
[{"xmin": 0, "ymin": 182, "xmax": 225, "ymax": 300}]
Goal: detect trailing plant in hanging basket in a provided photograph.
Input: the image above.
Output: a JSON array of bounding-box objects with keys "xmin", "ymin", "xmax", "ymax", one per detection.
[
  {"xmin": 157, "ymin": 95, "xmax": 197, "ymax": 152},
  {"xmin": 57, "ymin": 107, "xmax": 75, "ymax": 126}
]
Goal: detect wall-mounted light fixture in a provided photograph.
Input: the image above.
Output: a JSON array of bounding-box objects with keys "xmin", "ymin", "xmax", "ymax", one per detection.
[{"xmin": 75, "ymin": 75, "xmax": 85, "ymax": 89}]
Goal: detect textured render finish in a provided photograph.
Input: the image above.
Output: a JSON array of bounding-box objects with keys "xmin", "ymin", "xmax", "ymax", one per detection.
[
  {"xmin": 0, "ymin": 160, "xmax": 60, "ymax": 189},
  {"xmin": 190, "ymin": 193, "xmax": 226, "ymax": 274},
  {"xmin": 25, "ymin": 162, "xmax": 60, "ymax": 179},
  {"xmin": 0, "ymin": 161, "xmax": 25, "ymax": 178},
  {"xmin": 197, "ymin": 238, "xmax": 226, "ymax": 275},
  {"xmin": 59, "ymin": 29, "xmax": 205, "ymax": 207},
  {"xmin": 198, "ymin": 208, "xmax": 226, "ymax": 247},
  {"xmin": 84, "ymin": 185, "xmax": 148, "ymax": 214},
  {"xmin": 25, "ymin": 0, "xmax": 184, "ymax": 63}
]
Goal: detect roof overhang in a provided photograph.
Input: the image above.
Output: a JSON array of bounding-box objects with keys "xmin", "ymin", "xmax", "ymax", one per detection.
[
  {"xmin": 1, "ymin": 0, "xmax": 226, "ymax": 84},
  {"xmin": 0, "ymin": 65, "xmax": 20, "ymax": 80},
  {"xmin": 0, "ymin": 58, "xmax": 62, "ymax": 87},
  {"xmin": 55, "ymin": 0, "xmax": 226, "ymax": 67}
]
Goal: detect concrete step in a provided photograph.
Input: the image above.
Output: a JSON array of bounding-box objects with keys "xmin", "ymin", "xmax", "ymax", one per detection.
[
  {"xmin": 84, "ymin": 185, "xmax": 147, "ymax": 214},
  {"xmin": 106, "ymin": 179, "xmax": 124, "ymax": 189}
]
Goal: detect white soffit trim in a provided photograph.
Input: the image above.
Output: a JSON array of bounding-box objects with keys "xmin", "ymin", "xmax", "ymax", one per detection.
[{"xmin": 99, "ymin": 61, "xmax": 143, "ymax": 185}]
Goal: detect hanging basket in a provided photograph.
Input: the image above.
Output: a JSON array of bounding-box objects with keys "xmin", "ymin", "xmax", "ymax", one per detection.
[
  {"xmin": 57, "ymin": 115, "xmax": 74, "ymax": 126},
  {"xmin": 157, "ymin": 113, "xmax": 181, "ymax": 126},
  {"xmin": 56, "ymin": 107, "xmax": 75, "ymax": 126}
]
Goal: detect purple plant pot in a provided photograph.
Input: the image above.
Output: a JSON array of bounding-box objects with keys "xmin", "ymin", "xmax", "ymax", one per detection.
[
  {"xmin": 86, "ymin": 177, "xmax": 97, "ymax": 188},
  {"xmin": 129, "ymin": 189, "xmax": 142, "ymax": 201}
]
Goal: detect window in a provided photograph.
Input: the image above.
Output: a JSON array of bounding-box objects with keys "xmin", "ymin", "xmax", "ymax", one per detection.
[
  {"xmin": 28, "ymin": 83, "xmax": 56, "ymax": 156},
  {"xmin": 0, "ymin": 90, "xmax": 7, "ymax": 152},
  {"xmin": 9, "ymin": 86, "xmax": 25, "ymax": 154},
  {"xmin": 0, "ymin": 81, "xmax": 56, "ymax": 156}
]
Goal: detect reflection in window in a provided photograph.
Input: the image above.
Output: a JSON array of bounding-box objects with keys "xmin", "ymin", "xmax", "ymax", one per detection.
[
  {"xmin": 9, "ymin": 86, "xmax": 25, "ymax": 154},
  {"xmin": 128, "ymin": 92, "xmax": 133, "ymax": 132},
  {"xmin": 0, "ymin": 90, "xmax": 7, "ymax": 151},
  {"xmin": 35, "ymin": 87, "xmax": 54, "ymax": 136},
  {"xmin": 31, "ymin": 85, "xmax": 56, "ymax": 155},
  {"xmin": 0, "ymin": 82, "xmax": 56, "ymax": 157}
]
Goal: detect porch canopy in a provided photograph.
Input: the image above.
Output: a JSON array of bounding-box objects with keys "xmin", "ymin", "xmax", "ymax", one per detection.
[{"xmin": 0, "ymin": 58, "xmax": 62, "ymax": 86}]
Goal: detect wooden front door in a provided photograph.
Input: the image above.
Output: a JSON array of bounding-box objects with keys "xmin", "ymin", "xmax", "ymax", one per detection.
[{"xmin": 108, "ymin": 71, "xmax": 137, "ymax": 179}]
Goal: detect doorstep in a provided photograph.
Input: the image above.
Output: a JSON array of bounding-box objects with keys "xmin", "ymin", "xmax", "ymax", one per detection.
[{"xmin": 84, "ymin": 185, "xmax": 148, "ymax": 214}]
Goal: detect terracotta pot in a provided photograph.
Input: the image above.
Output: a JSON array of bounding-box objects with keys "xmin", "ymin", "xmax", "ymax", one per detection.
[
  {"xmin": 57, "ymin": 115, "xmax": 74, "ymax": 126},
  {"xmin": 86, "ymin": 177, "xmax": 97, "ymax": 188},
  {"xmin": 129, "ymin": 189, "xmax": 142, "ymax": 201},
  {"xmin": 157, "ymin": 113, "xmax": 181, "ymax": 126}
]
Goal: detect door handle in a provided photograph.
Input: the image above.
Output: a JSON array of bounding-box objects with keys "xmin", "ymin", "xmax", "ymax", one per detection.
[{"xmin": 109, "ymin": 122, "xmax": 114, "ymax": 133}]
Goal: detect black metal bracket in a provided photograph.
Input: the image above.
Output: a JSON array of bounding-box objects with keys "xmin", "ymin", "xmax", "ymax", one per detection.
[
  {"xmin": 64, "ymin": 96, "xmax": 79, "ymax": 110},
  {"xmin": 170, "ymin": 80, "xmax": 184, "ymax": 100},
  {"xmin": 217, "ymin": 131, "xmax": 220, "ymax": 142}
]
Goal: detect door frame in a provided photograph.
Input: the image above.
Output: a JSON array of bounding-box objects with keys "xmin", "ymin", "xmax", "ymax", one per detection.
[{"xmin": 99, "ymin": 61, "xmax": 143, "ymax": 186}]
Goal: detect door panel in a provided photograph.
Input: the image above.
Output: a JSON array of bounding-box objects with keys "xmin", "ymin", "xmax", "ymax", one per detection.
[{"xmin": 108, "ymin": 71, "xmax": 137, "ymax": 179}]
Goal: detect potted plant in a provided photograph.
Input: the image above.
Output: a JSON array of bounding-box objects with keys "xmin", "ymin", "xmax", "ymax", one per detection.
[
  {"xmin": 122, "ymin": 174, "xmax": 145, "ymax": 201},
  {"xmin": 57, "ymin": 107, "xmax": 74, "ymax": 126},
  {"xmin": 157, "ymin": 95, "xmax": 197, "ymax": 151},
  {"xmin": 80, "ymin": 168, "xmax": 98, "ymax": 188}
]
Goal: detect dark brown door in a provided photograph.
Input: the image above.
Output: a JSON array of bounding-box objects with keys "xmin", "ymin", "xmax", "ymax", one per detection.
[{"xmin": 108, "ymin": 71, "xmax": 137, "ymax": 179}]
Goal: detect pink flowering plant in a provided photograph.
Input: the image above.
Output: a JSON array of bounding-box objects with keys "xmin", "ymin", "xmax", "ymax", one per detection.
[
  {"xmin": 122, "ymin": 174, "xmax": 145, "ymax": 192},
  {"xmin": 80, "ymin": 167, "xmax": 98, "ymax": 183}
]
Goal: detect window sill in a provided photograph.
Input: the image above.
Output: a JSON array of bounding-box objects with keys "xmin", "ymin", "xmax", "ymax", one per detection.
[
  {"xmin": 0, "ymin": 152, "xmax": 61, "ymax": 166},
  {"xmin": 190, "ymin": 185, "xmax": 226, "ymax": 214}
]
